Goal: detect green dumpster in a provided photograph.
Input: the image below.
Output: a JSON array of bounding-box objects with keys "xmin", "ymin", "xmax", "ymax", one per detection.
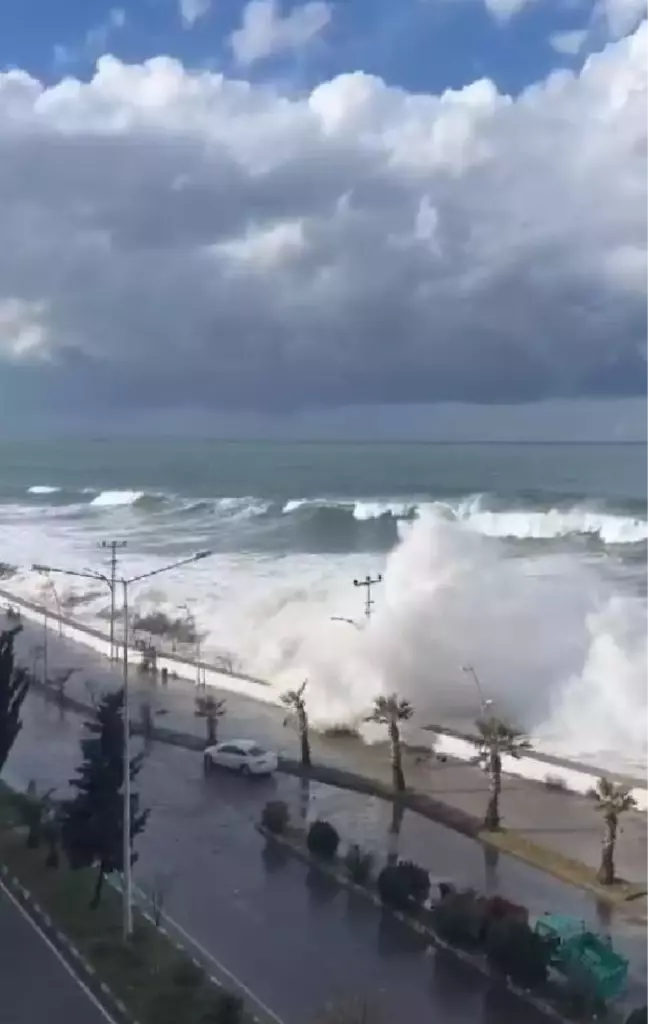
[{"xmin": 535, "ymin": 914, "xmax": 628, "ymax": 1000}]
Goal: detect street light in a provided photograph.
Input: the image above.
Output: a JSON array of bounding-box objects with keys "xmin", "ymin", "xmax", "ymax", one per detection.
[
  {"xmin": 462, "ymin": 664, "xmax": 493, "ymax": 715},
  {"xmin": 330, "ymin": 616, "xmax": 362, "ymax": 631},
  {"xmin": 31, "ymin": 548, "xmax": 212, "ymax": 939}
]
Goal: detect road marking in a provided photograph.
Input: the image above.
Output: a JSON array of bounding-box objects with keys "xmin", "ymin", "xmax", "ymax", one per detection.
[
  {"xmin": 128, "ymin": 881, "xmax": 286, "ymax": 1024},
  {"xmin": 0, "ymin": 877, "xmax": 119, "ymax": 1024}
]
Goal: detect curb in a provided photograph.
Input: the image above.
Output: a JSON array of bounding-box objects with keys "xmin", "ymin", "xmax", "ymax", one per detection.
[
  {"xmin": 107, "ymin": 875, "xmax": 266, "ymax": 1024},
  {"xmin": 257, "ymin": 826, "xmax": 574, "ymax": 1024},
  {"xmin": 0, "ymin": 863, "xmax": 136, "ymax": 1024}
]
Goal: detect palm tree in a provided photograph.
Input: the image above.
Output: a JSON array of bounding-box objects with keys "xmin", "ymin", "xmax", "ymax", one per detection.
[
  {"xmin": 471, "ymin": 715, "xmax": 531, "ymax": 830},
  {"xmin": 281, "ymin": 680, "xmax": 311, "ymax": 768},
  {"xmin": 590, "ymin": 776, "xmax": 637, "ymax": 885},
  {"xmin": 195, "ymin": 693, "xmax": 226, "ymax": 745},
  {"xmin": 365, "ymin": 694, "xmax": 413, "ymax": 793}
]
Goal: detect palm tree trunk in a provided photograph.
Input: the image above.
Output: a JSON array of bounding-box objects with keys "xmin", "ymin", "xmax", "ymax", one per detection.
[
  {"xmin": 90, "ymin": 864, "xmax": 105, "ymax": 909},
  {"xmin": 298, "ymin": 710, "xmax": 311, "ymax": 767},
  {"xmin": 484, "ymin": 752, "xmax": 501, "ymax": 830},
  {"xmin": 206, "ymin": 714, "xmax": 216, "ymax": 745},
  {"xmin": 387, "ymin": 801, "xmax": 404, "ymax": 865},
  {"xmin": 597, "ymin": 815, "xmax": 617, "ymax": 885},
  {"xmin": 389, "ymin": 722, "xmax": 405, "ymax": 793}
]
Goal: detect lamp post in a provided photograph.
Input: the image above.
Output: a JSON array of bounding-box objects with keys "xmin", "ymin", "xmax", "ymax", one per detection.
[
  {"xmin": 462, "ymin": 664, "xmax": 492, "ymax": 715},
  {"xmin": 34, "ymin": 567, "xmax": 64, "ymax": 637},
  {"xmin": 32, "ymin": 548, "xmax": 212, "ymax": 939}
]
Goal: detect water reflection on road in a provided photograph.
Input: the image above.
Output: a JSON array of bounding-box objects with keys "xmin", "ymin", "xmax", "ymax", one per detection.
[{"xmin": 4, "ymin": 694, "xmax": 646, "ymax": 1022}]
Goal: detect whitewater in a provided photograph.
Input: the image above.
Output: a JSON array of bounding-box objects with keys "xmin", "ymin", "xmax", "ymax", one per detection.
[{"xmin": 0, "ymin": 440, "xmax": 645, "ymax": 775}]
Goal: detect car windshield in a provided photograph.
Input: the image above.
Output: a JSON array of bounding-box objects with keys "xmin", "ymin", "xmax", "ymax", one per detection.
[{"xmin": 248, "ymin": 745, "xmax": 266, "ymax": 757}]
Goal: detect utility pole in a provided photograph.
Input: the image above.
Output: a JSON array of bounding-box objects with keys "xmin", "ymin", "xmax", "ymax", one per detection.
[
  {"xmin": 353, "ymin": 574, "xmax": 382, "ymax": 623},
  {"xmin": 101, "ymin": 540, "xmax": 126, "ymax": 662}
]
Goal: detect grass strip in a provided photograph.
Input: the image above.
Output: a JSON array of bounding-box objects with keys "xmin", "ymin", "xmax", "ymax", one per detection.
[{"xmin": 480, "ymin": 828, "xmax": 647, "ymax": 906}]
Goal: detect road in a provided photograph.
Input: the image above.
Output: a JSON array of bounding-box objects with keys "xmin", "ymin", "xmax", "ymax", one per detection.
[
  {"xmin": 0, "ymin": 877, "xmax": 114, "ymax": 1024},
  {"xmin": 4, "ymin": 694, "xmax": 557, "ymax": 1024}
]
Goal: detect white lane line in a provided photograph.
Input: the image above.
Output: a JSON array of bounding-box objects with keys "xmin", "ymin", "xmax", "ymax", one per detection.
[
  {"xmin": 128, "ymin": 882, "xmax": 285, "ymax": 1024},
  {"xmin": 0, "ymin": 877, "xmax": 119, "ymax": 1024}
]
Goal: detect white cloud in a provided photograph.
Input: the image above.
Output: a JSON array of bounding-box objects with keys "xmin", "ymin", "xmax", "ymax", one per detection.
[
  {"xmin": 86, "ymin": 8, "xmax": 127, "ymax": 53},
  {"xmin": 230, "ymin": 0, "xmax": 332, "ymax": 66},
  {"xmin": 483, "ymin": 0, "xmax": 537, "ymax": 23},
  {"xmin": 597, "ymin": 0, "xmax": 647, "ymax": 39},
  {"xmin": 179, "ymin": 0, "xmax": 211, "ymax": 28},
  {"xmin": 550, "ymin": 29, "xmax": 588, "ymax": 55},
  {"xmin": 0, "ymin": 299, "xmax": 49, "ymax": 361},
  {"xmin": 0, "ymin": 25, "xmax": 645, "ymax": 413}
]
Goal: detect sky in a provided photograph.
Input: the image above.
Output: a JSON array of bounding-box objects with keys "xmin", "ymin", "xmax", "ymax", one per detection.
[{"xmin": 0, "ymin": 0, "xmax": 646, "ymax": 439}]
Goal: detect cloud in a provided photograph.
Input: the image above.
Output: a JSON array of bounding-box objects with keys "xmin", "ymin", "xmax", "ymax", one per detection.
[
  {"xmin": 85, "ymin": 8, "xmax": 127, "ymax": 53},
  {"xmin": 0, "ymin": 25, "xmax": 646, "ymax": 415},
  {"xmin": 179, "ymin": 0, "xmax": 211, "ymax": 28},
  {"xmin": 550, "ymin": 29, "xmax": 588, "ymax": 55},
  {"xmin": 597, "ymin": 0, "xmax": 647, "ymax": 39},
  {"xmin": 230, "ymin": 0, "xmax": 332, "ymax": 66},
  {"xmin": 483, "ymin": 0, "xmax": 537, "ymax": 23}
]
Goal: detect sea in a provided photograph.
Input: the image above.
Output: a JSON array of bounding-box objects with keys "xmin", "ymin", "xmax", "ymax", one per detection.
[{"xmin": 0, "ymin": 439, "xmax": 646, "ymax": 775}]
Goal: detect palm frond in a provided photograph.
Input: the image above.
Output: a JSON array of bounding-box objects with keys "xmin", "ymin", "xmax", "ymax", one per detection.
[
  {"xmin": 366, "ymin": 693, "xmax": 414, "ymax": 724},
  {"xmin": 590, "ymin": 776, "xmax": 637, "ymax": 815},
  {"xmin": 473, "ymin": 715, "xmax": 530, "ymax": 756}
]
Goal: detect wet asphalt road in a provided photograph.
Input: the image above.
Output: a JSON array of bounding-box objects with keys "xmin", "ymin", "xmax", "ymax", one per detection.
[
  {"xmin": 0, "ymin": 880, "xmax": 114, "ymax": 1024},
  {"xmin": 4, "ymin": 694, "xmax": 557, "ymax": 1024}
]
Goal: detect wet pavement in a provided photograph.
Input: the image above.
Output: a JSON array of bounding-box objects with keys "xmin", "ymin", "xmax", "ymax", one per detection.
[
  {"xmin": 4, "ymin": 693, "xmax": 647, "ymax": 1022},
  {"xmin": 1, "ymin": 695, "xmax": 553, "ymax": 1024}
]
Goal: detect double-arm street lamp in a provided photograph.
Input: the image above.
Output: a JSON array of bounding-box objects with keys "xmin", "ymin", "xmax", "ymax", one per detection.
[{"xmin": 32, "ymin": 549, "xmax": 213, "ymax": 939}]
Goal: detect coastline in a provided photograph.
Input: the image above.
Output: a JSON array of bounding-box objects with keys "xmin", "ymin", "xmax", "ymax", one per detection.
[{"xmin": 3, "ymin": 586, "xmax": 646, "ymax": 803}]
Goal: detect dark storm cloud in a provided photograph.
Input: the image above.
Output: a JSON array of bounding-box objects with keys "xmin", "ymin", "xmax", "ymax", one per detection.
[{"xmin": 0, "ymin": 37, "xmax": 645, "ymax": 414}]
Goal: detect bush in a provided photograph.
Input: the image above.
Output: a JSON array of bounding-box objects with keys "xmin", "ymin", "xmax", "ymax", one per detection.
[
  {"xmin": 307, "ymin": 820, "xmax": 340, "ymax": 860},
  {"xmin": 261, "ymin": 800, "xmax": 290, "ymax": 835},
  {"xmin": 397, "ymin": 860, "xmax": 430, "ymax": 905},
  {"xmin": 430, "ymin": 887, "xmax": 488, "ymax": 946},
  {"xmin": 484, "ymin": 918, "xmax": 554, "ymax": 989},
  {"xmin": 343, "ymin": 844, "xmax": 374, "ymax": 885},
  {"xmin": 322, "ymin": 724, "xmax": 360, "ymax": 740},
  {"xmin": 377, "ymin": 860, "xmax": 430, "ymax": 911},
  {"xmin": 377, "ymin": 865, "xmax": 410, "ymax": 909},
  {"xmin": 200, "ymin": 990, "xmax": 245, "ymax": 1023},
  {"xmin": 171, "ymin": 959, "xmax": 206, "ymax": 989}
]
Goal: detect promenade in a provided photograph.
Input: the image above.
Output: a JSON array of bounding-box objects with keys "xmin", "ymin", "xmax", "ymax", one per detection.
[{"xmin": 6, "ymin": 606, "xmax": 646, "ymax": 904}]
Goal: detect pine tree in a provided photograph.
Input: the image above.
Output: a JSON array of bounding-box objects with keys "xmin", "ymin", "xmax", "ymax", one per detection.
[
  {"xmin": 61, "ymin": 688, "xmax": 149, "ymax": 908},
  {"xmin": 0, "ymin": 626, "xmax": 30, "ymax": 772}
]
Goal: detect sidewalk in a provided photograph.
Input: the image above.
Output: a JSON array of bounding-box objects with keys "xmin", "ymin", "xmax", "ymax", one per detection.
[{"xmin": 8, "ymin": 615, "xmax": 647, "ymax": 902}]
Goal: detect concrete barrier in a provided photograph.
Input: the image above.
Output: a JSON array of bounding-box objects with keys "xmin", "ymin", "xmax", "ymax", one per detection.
[
  {"xmin": 0, "ymin": 589, "xmax": 274, "ymax": 704},
  {"xmin": 423, "ymin": 724, "xmax": 647, "ymax": 812}
]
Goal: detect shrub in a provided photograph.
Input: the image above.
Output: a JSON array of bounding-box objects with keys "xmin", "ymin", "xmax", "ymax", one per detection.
[
  {"xmin": 430, "ymin": 887, "xmax": 488, "ymax": 946},
  {"xmin": 172, "ymin": 959, "xmax": 206, "ymax": 989},
  {"xmin": 484, "ymin": 918, "xmax": 554, "ymax": 989},
  {"xmin": 200, "ymin": 990, "xmax": 245, "ymax": 1023},
  {"xmin": 543, "ymin": 773, "xmax": 567, "ymax": 792},
  {"xmin": 322, "ymin": 724, "xmax": 360, "ymax": 740},
  {"xmin": 376, "ymin": 860, "xmax": 429, "ymax": 911},
  {"xmin": 377, "ymin": 865, "xmax": 410, "ymax": 910},
  {"xmin": 397, "ymin": 860, "xmax": 430, "ymax": 905},
  {"xmin": 307, "ymin": 819, "xmax": 340, "ymax": 860},
  {"xmin": 343, "ymin": 844, "xmax": 374, "ymax": 885},
  {"xmin": 261, "ymin": 800, "xmax": 290, "ymax": 835}
]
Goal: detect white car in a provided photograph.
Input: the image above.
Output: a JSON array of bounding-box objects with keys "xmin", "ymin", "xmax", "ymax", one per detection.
[{"xmin": 203, "ymin": 739, "xmax": 279, "ymax": 776}]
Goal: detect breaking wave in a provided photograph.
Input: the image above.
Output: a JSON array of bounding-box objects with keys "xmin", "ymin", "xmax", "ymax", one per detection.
[{"xmin": 13, "ymin": 486, "xmax": 648, "ymax": 548}]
